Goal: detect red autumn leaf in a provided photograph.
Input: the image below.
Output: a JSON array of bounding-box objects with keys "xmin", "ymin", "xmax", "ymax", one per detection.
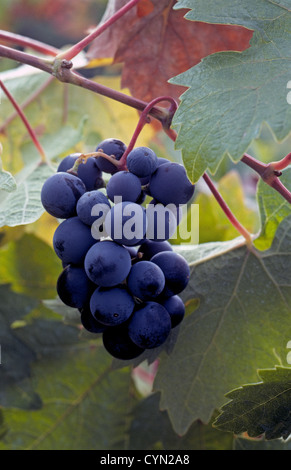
[{"xmin": 88, "ymin": 0, "xmax": 253, "ymax": 103}]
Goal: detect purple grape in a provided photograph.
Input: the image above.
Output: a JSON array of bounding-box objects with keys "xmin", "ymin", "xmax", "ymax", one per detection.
[
  {"xmin": 41, "ymin": 172, "xmax": 86, "ymax": 219},
  {"xmin": 127, "ymin": 147, "xmax": 158, "ymax": 178},
  {"xmin": 104, "ymin": 202, "xmax": 147, "ymax": 246},
  {"xmin": 127, "ymin": 261, "xmax": 165, "ymax": 301},
  {"xmin": 90, "ymin": 286, "xmax": 135, "ymax": 326},
  {"xmin": 162, "ymin": 295, "xmax": 185, "ymax": 328},
  {"xmin": 53, "ymin": 216, "xmax": 96, "ymax": 265},
  {"xmin": 151, "ymin": 251, "xmax": 190, "ymax": 297},
  {"xmin": 149, "ymin": 162, "xmax": 195, "ymax": 205},
  {"xmin": 106, "ymin": 171, "xmax": 142, "ymax": 203},
  {"xmin": 95, "ymin": 138, "xmax": 127, "ymax": 174},
  {"xmin": 128, "ymin": 302, "xmax": 171, "ymax": 349},
  {"xmin": 57, "ymin": 265, "xmax": 95, "ymax": 309},
  {"xmin": 103, "ymin": 324, "xmax": 145, "ymax": 360},
  {"xmin": 84, "ymin": 240, "xmax": 131, "ymax": 286},
  {"xmin": 76, "ymin": 190, "xmax": 111, "ymax": 226}
]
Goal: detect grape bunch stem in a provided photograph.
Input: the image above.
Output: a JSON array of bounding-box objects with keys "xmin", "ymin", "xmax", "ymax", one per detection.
[{"xmin": 68, "ymin": 151, "xmax": 121, "ymax": 175}]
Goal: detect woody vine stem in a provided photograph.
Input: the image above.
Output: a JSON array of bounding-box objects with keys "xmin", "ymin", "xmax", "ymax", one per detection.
[{"xmin": 0, "ymin": 0, "xmax": 291, "ymax": 246}]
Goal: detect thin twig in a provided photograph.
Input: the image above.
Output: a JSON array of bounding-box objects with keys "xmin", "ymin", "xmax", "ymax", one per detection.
[
  {"xmin": 241, "ymin": 153, "xmax": 291, "ymax": 204},
  {"xmin": 0, "ymin": 29, "xmax": 59, "ymax": 56},
  {"xmin": 202, "ymin": 173, "xmax": 253, "ymax": 247},
  {"xmin": 0, "ymin": 80, "xmax": 47, "ymax": 162},
  {"xmin": 0, "ymin": 44, "xmax": 168, "ymax": 125},
  {"xmin": 118, "ymin": 96, "xmax": 178, "ymax": 168},
  {"xmin": 56, "ymin": 0, "xmax": 142, "ymax": 61},
  {"xmin": 0, "ymin": 75, "xmax": 54, "ymax": 133}
]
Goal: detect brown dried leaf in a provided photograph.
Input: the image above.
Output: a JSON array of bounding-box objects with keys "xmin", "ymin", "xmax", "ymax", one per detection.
[{"xmin": 88, "ymin": 0, "xmax": 253, "ymax": 102}]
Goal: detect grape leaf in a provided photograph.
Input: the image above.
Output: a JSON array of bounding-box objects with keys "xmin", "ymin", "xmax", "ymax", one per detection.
[
  {"xmin": 255, "ymin": 168, "xmax": 291, "ymax": 251},
  {"xmin": 128, "ymin": 392, "xmax": 234, "ymax": 450},
  {"xmin": 0, "ymin": 124, "xmax": 84, "ymax": 228},
  {"xmin": 0, "ymin": 336, "xmax": 135, "ymax": 450},
  {"xmin": 0, "ymin": 161, "xmax": 54, "ymax": 228},
  {"xmin": 155, "ymin": 214, "xmax": 291, "ymax": 435},
  {"xmin": 0, "ymin": 168, "xmax": 16, "ymax": 193},
  {"xmin": 0, "ymin": 285, "xmax": 40, "ymax": 409},
  {"xmin": 171, "ymin": 0, "xmax": 291, "ymax": 182},
  {"xmin": 88, "ymin": 0, "xmax": 252, "ymax": 102},
  {"xmin": 213, "ymin": 367, "xmax": 291, "ymax": 441},
  {"xmin": 0, "ymin": 234, "xmax": 61, "ymax": 299}
]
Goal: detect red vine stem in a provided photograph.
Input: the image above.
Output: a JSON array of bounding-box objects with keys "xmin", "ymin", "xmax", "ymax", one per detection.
[
  {"xmin": 241, "ymin": 153, "xmax": 291, "ymax": 204},
  {"xmin": 271, "ymin": 152, "xmax": 291, "ymax": 172},
  {"xmin": 0, "ymin": 75, "xmax": 54, "ymax": 133},
  {"xmin": 0, "ymin": 80, "xmax": 47, "ymax": 162},
  {"xmin": 202, "ymin": 173, "xmax": 253, "ymax": 245},
  {"xmin": 118, "ymin": 96, "xmax": 178, "ymax": 168},
  {"xmin": 0, "ymin": 44, "xmax": 54, "ymax": 73},
  {"xmin": 56, "ymin": 0, "xmax": 142, "ymax": 61},
  {"xmin": 0, "ymin": 44, "xmax": 168, "ymax": 124},
  {"xmin": 0, "ymin": 29, "xmax": 59, "ymax": 56}
]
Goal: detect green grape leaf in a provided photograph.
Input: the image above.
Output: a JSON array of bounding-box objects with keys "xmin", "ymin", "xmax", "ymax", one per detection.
[
  {"xmin": 128, "ymin": 393, "xmax": 233, "ymax": 450},
  {"xmin": 0, "ymin": 157, "xmax": 17, "ymax": 192},
  {"xmin": 0, "ymin": 234, "xmax": 61, "ymax": 299},
  {"xmin": 0, "ymin": 161, "xmax": 54, "ymax": 227},
  {"xmin": 0, "ymin": 336, "xmax": 135, "ymax": 450},
  {"xmin": 255, "ymin": 168, "xmax": 291, "ymax": 251},
  {"xmin": 171, "ymin": 0, "xmax": 291, "ymax": 182},
  {"xmin": 155, "ymin": 214, "xmax": 291, "ymax": 435},
  {"xmin": 213, "ymin": 367, "xmax": 291, "ymax": 441},
  {"xmin": 0, "ymin": 168, "xmax": 16, "ymax": 193},
  {"xmin": 0, "ymin": 285, "xmax": 40, "ymax": 409},
  {"xmin": 0, "ymin": 123, "xmax": 84, "ymax": 228}
]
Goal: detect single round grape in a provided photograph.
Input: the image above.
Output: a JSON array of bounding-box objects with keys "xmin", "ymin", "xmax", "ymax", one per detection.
[
  {"xmin": 137, "ymin": 240, "xmax": 173, "ymax": 261},
  {"xmin": 104, "ymin": 201, "xmax": 147, "ymax": 246},
  {"xmin": 103, "ymin": 324, "xmax": 145, "ymax": 360},
  {"xmin": 53, "ymin": 217, "xmax": 96, "ymax": 265},
  {"xmin": 79, "ymin": 306, "xmax": 107, "ymax": 334},
  {"xmin": 127, "ymin": 147, "xmax": 158, "ymax": 178},
  {"xmin": 84, "ymin": 240, "xmax": 131, "ymax": 286},
  {"xmin": 106, "ymin": 171, "xmax": 142, "ymax": 203},
  {"xmin": 76, "ymin": 190, "xmax": 111, "ymax": 226},
  {"xmin": 145, "ymin": 202, "xmax": 178, "ymax": 241},
  {"xmin": 127, "ymin": 261, "xmax": 165, "ymax": 301},
  {"xmin": 95, "ymin": 138, "xmax": 127, "ymax": 174},
  {"xmin": 140, "ymin": 157, "xmax": 170, "ymax": 186},
  {"xmin": 162, "ymin": 295, "xmax": 185, "ymax": 328},
  {"xmin": 90, "ymin": 286, "xmax": 135, "ymax": 326},
  {"xmin": 41, "ymin": 172, "xmax": 86, "ymax": 219},
  {"xmin": 151, "ymin": 251, "xmax": 190, "ymax": 297},
  {"xmin": 77, "ymin": 157, "xmax": 103, "ymax": 191},
  {"xmin": 57, "ymin": 265, "xmax": 95, "ymax": 309},
  {"xmin": 149, "ymin": 162, "xmax": 195, "ymax": 205},
  {"xmin": 57, "ymin": 153, "xmax": 80, "ymax": 172},
  {"xmin": 128, "ymin": 302, "xmax": 171, "ymax": 349}
]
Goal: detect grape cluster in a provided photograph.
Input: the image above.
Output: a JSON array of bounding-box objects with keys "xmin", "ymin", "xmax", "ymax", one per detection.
[{"xmin": 41, "ymin": 138, "xmax": 195, "ymax": 360}]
